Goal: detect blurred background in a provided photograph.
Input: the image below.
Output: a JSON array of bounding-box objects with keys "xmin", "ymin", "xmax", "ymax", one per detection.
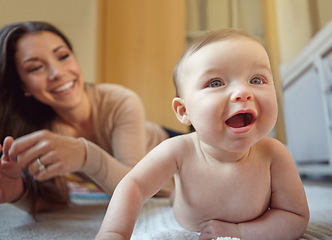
[{"xmin": 1, "ymin": 0, "xmax": 332, "ymax": 173}]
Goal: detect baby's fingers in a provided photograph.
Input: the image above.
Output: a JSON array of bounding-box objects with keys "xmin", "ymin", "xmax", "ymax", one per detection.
[{"xmin": 3, "ymin": 137, "xmax": 15, "ymax": 162}]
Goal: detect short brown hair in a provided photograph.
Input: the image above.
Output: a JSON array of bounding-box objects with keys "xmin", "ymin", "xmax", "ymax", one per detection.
[{"xmin": 173, "ymin": 28, "xmax": 261, "ymax": 97}]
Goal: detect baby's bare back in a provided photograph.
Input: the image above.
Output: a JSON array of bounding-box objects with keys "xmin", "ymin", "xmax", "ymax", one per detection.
[{"xmin": 172, "ymin": 138, "xmax": 272, "ymax": 231}]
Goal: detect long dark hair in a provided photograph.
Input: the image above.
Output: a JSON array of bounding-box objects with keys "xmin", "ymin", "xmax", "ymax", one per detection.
[{"xmin": 0, "ymin": 21, "xmax": 72, "ymax": 216}]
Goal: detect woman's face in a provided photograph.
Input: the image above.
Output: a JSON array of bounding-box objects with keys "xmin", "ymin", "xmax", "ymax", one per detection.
[{"xmin": 15, "ymin": 31, "xmax": 85, "ymax": 112}]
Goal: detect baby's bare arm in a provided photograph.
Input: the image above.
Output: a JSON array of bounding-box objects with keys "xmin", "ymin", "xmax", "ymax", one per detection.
[
  {"xmin": 95, "ymin": 138, "xmax": 182, "ymax": 240},
  {"xmin": 200, "ymin": 138, "xmax": 309, "ymax": 240},
  {"xmin": 95, "ymin": 177, "xmax": 145, "ymax": 240},
  {"xmin": 240, "ymin": 139, "xmax": 309, "ymax": 238}
]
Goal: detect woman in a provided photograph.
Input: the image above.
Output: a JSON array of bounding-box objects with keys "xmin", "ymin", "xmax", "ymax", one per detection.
[{"xmin": 0, "ymin": 21, "xmax": 173, "ymax": 216}]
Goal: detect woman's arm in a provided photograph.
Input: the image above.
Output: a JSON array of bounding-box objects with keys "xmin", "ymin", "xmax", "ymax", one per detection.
[
  {"xmin": 99, "ymin": 84, "xmax": 148, "ymax": 167},
  {"xmin": 80, "ymin": 138, "xmax": 132, "ymax": 195},
  {"xmin": 6, "ymin": 131, "xmax": 132, "ymax": 198},
  {"xmin": 89, "ymin": 84, "xmax": 171, "ymax": 195}
]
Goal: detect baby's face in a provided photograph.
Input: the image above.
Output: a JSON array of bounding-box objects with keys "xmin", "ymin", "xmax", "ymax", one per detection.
[{"xmin": 181, "ymin": 38, "xmax": 278, "ymax": 152}]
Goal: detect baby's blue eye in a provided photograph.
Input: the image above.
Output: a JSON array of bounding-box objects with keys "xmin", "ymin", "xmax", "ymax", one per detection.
[
  {"xmin": 250, "ymin": 77, "xmax": 263, "ymax": 84},
  {"xmin": 209, "ymin": 80, "xmax": 223, "ymax": 88}
]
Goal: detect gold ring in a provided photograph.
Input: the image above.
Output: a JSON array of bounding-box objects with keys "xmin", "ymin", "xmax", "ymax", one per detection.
[{"xmin": 36, "ymin": 158, "xmax": 45, "ymax": 172}]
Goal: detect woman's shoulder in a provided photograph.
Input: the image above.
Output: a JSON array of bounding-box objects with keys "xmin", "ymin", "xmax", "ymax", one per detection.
[
  {"xmin": 86, "ymin": 83, "xmax": 141, "ymax": 106},
  {"xmin": 86, "ymin": 83, "xmax": 137, "ymax": 97},
  {"xmin": 86, "ymin": 83, "xmax": 144, "ymax": 124}
]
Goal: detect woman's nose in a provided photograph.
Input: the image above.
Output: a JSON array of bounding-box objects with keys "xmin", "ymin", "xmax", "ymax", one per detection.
[
  {"xmin": 230, "ymin": 84, "xmax": 253, "ymax": 102},
  {"xmin": 48, "ymin": 64, "xmax": 62, "ymax": 81}
]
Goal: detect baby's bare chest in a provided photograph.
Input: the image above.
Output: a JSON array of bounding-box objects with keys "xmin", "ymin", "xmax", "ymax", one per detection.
[{"xmin": 173, "ymin": 159, "xmax": 271, "ymax": 230}]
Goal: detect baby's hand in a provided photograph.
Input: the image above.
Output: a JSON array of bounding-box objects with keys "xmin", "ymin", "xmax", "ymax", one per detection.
[
  {"xmin": 95, "ymin": 232, "xmax": 126, "ymax": 240},
  {"xmin": 1, "ymin": 137, "xmax": 14, "ymax": 163},
  {"xmin": 0, "ymin": 159, "xmax": 24, "ymax": 203},
  {"xmin": 199, "ymin": 220, "xmax": 242, "ymax": 240},
  {"xmin": 0, "ymin": 137, "xmax": 25, "ymax": 203},
  {"xmin": 212, "ymin": 237, "xmax": 241, "ymax": 240}
]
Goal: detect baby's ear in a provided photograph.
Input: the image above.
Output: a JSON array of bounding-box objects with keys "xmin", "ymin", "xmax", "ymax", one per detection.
[{"xmin": 172, "ymin": 97, "xmax": 191, "ymax": 126}]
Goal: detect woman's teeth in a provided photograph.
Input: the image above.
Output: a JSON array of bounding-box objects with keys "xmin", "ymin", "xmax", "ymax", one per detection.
[{"xmin": 53, "ymin": 81, "xmax": 74, "ymax": 93}]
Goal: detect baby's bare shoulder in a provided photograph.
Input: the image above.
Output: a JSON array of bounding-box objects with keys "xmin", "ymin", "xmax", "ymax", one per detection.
[
  {"xmin": 162, "ymin": 132, "xmax": 196, "ymax": 148},
  {"xmin": 257, "ymin": 137, "xmax": 296, "ymax": 172},
  {"xmin": 256, "ymin": 137, "xmax": 288, "ymax": 155},
  {"xmin": 252, "ymin": 137, "xmax": 294, "ymax": 170},
  {"xmin": 156, "ymin": 133, "xmax": 196, "ymax": 158},
  {"xmin": 257, "ymin": 136, "xmax": 283, "ymax": 146}
]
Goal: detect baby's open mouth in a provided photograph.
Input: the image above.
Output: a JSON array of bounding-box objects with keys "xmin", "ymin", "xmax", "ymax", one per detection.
[{"xmin": 225, "ymin": 113, "xmax": 255, "ymax": 128}]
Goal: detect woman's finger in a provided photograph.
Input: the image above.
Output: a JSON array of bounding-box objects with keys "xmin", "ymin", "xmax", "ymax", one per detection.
[
  {"xmin": 11, "ymin": 131, "xmax": 55, "ymax": 168},
  {"xmin": 27, "ymin": 157, "xmax": 46, "ymax": 176},
  {"xmin": 34, "ymin": 161, "xmax": 65, "ymax": 181},
  {"xmin": 8, "ymin": 130, "xmax": 52, "ymax": 162}
]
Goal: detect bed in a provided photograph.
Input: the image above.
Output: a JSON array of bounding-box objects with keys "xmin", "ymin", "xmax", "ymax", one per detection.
[{"xmin": 1, "ymin": 179, "xmax": 331, "ymax": 240}]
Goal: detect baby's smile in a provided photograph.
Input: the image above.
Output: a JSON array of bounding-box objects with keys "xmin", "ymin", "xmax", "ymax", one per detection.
[{"xmin": 225, "ymin": 112, "xmax": 255, "ymax": 128}]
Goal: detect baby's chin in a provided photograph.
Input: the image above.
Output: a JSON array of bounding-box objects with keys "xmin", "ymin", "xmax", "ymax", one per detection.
[{"xmin": 224, "ymin": 134, "xmax": 264, "ymax": 152}]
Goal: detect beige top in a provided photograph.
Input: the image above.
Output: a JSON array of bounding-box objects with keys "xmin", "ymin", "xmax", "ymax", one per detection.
[
  {"xmin": 12, "ymin": 83, "xmax": 169, "ymax": 212},
  {"xmin": 80, "ymin": 83, "xmax": 169, "ymax": 194}
]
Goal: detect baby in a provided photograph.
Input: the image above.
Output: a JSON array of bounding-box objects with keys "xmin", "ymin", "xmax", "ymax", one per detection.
[{"xmin": 95, "ymin": 29, "xmax": 309, "ymax": 240}]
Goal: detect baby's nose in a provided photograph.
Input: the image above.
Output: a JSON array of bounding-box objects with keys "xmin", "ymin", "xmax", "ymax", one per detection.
[{"xmin": 231, "ymin": 85, "xmax": 253, "ymax": 102}]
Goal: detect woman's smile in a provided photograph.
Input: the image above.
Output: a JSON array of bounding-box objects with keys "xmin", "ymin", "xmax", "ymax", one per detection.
[{"xmin": 51, "ymin": 80, "xmax": 76, "ymax": 95}]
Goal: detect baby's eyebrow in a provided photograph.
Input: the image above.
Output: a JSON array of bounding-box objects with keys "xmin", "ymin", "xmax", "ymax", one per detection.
[{"xmin": 254, "ymin": 63, "xmax": 272, "ymax": 74}]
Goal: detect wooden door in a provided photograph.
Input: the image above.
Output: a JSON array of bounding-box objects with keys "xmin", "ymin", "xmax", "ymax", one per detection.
[{"xmin": 97, "ymin": 0, "xmax": 188, "ymax": 132}]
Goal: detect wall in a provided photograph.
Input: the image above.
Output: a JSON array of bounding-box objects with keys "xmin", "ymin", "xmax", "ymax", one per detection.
[
  {"xmin": 0, "ymin": 0, "xmax": 97, "ymax": 83},
  {"xmin": 186, "ymin": 0, "xmax": 230, "ymax": 38},
  {"xmin": 317, "ymin": 0, "xmax": 332, "ymax": 28},
  {"xmin": 276, "ymin": 0, "xmax": 332, "ymax": 67},
  {"xmin": 97, "ymin": 0, "xmax": 187, "ymax": 132},
  {"xmin": 275, "ymin": 0, "xmax": 313, "ymax": 66}
]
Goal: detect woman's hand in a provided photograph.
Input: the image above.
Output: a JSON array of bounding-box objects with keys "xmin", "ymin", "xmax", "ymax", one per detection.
[
  {"xmin": 8, "ymin": 130, "xmax": 86, "ymax": 181},
  {"xmin": 199, "ymin": 219, "xmax": 242, "ymax": 240},
  {"xmin": 0, "ymin": 137, "xmax": 24, "ymax": 203}
]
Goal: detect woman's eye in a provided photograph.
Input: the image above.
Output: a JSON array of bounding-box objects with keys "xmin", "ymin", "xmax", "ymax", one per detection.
[
  {"xmin": 59, "ymin": 54, "xmax": 69, "ymax": 60},
  {"xmin": 250, "ymin": 77, "xmax": 263, "ymax": 84},
  {"xmin": 27, "ymin": 65, "xmax": 42, "ymax": 73},
  {"xmin": 208, "ymin": 79, "xmax": 224, "ymax": 88}
]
